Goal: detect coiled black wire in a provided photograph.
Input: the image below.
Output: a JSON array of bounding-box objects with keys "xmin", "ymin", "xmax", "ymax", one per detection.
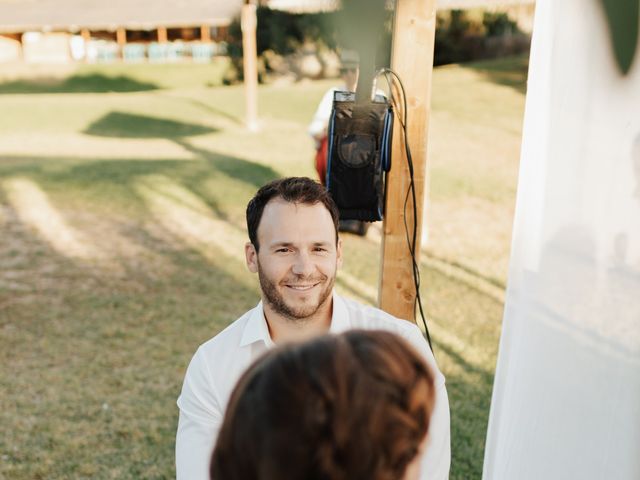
[{"xmin": 376, "ymin": 67, "xmax": 433, "ymax": 351}]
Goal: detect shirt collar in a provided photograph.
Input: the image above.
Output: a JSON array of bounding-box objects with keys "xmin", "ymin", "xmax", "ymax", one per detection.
[
  {"xmin": 239, "ymin": 293, "xmax": 350, "ymax": 348},
  {"xmin": 239, "ymin": 301, "xmax": 275, "ymax": 348},
  {"xmin": 328, "ymin": 293, "xmax": 350, "ymax": 334}
]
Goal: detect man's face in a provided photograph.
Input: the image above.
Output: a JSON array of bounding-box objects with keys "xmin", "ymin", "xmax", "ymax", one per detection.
[{"xmin": 245, "ymin": 199, "xmax": 342, "ymax": 321}]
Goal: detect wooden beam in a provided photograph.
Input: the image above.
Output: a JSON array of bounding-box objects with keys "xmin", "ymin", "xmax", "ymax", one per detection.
[
  {"xmin": 157, "ymin": 26, "xmax": 168, "ymax": 43},
  {"xmin": 378, "ymin": 0, "xmax": 437, "ymax": 321},
  {"xmin": 116, "ymin": 27, "xmax": 126, "ymax": 47},
  {"xmin": 241, "ymin": 2, "xmax": 259, "ymax": 131},
  {"xmin": 81, "ymin": 28, "xmax": 91, "ymax": 63},
  {"xmin": 201, "ymin": 24, "xmax": 211, "ymax": 43}
]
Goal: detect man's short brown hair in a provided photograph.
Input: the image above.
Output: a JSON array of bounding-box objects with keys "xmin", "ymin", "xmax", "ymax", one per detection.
[{"xmin": 246, "ymin": 177, "xmax": 340, "ymax": 251}]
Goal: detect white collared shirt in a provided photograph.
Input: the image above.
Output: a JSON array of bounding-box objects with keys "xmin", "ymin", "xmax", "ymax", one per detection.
[{"xmin": 176, "ymin": 293, "xmax": 451, "ymax": 480}]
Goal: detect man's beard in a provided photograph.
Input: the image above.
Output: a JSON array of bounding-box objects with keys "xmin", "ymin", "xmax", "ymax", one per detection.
[{"xmin": 257, "ymin": 263, "xmax": 335, "ymax": 322}]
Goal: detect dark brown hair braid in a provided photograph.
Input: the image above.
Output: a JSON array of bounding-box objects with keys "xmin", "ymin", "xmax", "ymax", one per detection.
[{"xmin": 210, "ymin": 330, "xmax": 436, "ymax": 480}]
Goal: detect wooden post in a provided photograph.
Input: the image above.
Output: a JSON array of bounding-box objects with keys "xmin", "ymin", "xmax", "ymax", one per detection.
[
  {"xmin": 157, "ymin": 26, "xmax": 168, "ymax": 43},
  {"xmin": 116, "ymin": 27, "xmax": 126, "ymax": 60},
  {"xmin": 241, "ymin": 1, "xmax": 259, "ymax": 131},
  {"xmin": 378, "ymin": 0, "xmax": 437, "ymax": 321},
  {"xmin": 80, "ymin": 28, "xmax": 91, "ymax": 63},
  {"xmin": 116, "ymin": 27, "xmax": 126, "ymax": 46},
  {"xmin": 201, "ymin": 24, "xmax": 211, "ymax": 43}
]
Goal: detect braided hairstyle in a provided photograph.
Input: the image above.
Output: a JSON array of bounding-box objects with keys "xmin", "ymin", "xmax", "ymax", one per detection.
[{"xmin": 210, "ymin": 330, "xmax": 436, "ymax": 480}]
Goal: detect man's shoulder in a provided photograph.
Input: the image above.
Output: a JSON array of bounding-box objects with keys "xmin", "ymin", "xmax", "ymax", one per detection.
[
  {"xmin": 198, "ymin": 306, "xmax": 255, "ymax": 356},
  {"xmin": 338, "ymin": 295, "xmax": 444, "ymax": 384},
  {"xmin": 178, "ymin": 305, "xmax": 261, "ymax": 414},
  {"xmin": 340, "ymin": 295, "xmax": 421, "ymax": 336}
]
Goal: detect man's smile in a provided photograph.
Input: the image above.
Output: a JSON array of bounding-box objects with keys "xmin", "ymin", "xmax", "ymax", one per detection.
[{"xmin": 284, "ymin": 282, "xmax": 321, "ymax": 291}]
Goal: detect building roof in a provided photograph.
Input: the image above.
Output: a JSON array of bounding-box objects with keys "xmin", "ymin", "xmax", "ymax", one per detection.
[
  {"xmin": 437, "ymin": 0, "xmax": 535, "ymax": 8},
  {"xmin": 0, "ymin": 0, "xmax": 536, "ymax": 34},
  {"xmin": 0, "ymin": 0, "xmax": 244, "ymax": 33},
  {"xmin": 263, "ymin": 0, "xmax": 339, "ymax": 13}
]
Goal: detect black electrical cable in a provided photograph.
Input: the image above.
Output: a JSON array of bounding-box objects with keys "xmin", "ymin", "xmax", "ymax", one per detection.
[{"xmin": 376, "ymin": 68, "xmax": 433, "ymax": 351}]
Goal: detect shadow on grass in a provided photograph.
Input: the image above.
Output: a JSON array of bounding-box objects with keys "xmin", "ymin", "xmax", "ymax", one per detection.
[
  {"xmin": 421, "ymin": 261, "xmax": 503, "ymax": 480},
  {"xmin": 0, "ymin": 155, "xmax": 276, "ymax": 224},
  {"xmin": 81, "ymin": 111, "xmax": 278, "ymax": 190},
  {"xmin": 334, "ymin": 276, "xmax": 377, "ymax": 306},
  {"xmin": 174, "ymin": 139, "xmax": 278, "ymax": 190},
  {"xmin": 435, "ymin": 339, "xmax": 494, "ymax": 384},
  {"xmin": 0, "ymin": 74, "xmax": 158, "ymax": 94},
  {"xmin": 184, "ymin": 97, "xmax": 243, "ymax": 126},
  {"xmin": 0, "ymin": 189, "xmax": 260, "ymax": 478},
  {"xmin": 432, "ymin": 334, "xmax": 495, "ymax": 480},
  {"xmin": 424, "ymin": 251, "xmax": 507, "ymax": 292},
  {"xmin": 84, "ymin": 112, "xmax": 217, "ymax": 139},
  {"xmin": 462, "ymin": 54, "xmax": 529, "ymax": 94},
  {"xmin": 446, "ymin": 373, "xmax": 494, "ymax": 480}
]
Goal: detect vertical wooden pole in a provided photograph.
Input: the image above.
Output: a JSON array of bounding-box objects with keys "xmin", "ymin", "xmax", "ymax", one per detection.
[
  {"xmin": 116, "ymin": 27, "xmax": 126, "ymax": 46},
  {"xmin": 201, "ymin": 24, "xmax": 211, "ymax": 43},
  {"xmin": 157, "ymin": 26, "xmax": 168, "ymax": 43},
  {"xmin": 378, "ymin": 0, "xmax": 437, "ymax": 321},
  {"xmin": 116, "ymin": 27, "xmax": 126, "ymax": 60},
  {"xmin": 241, "ymin": 2, "xmax": 259, "ymax": 131},
  {"xmin": 81, "ymin": 28, "xmax": 91, "ymax": 63}
]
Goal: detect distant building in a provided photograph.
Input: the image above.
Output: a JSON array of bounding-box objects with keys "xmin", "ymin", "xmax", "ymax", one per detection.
[
  {"xmin": 0, "ymin": 0, "xmax": 536, "ymax": 64},
  {"xmin": 0, "ymin": 0, "xmax": 243, "ymax": 64}
]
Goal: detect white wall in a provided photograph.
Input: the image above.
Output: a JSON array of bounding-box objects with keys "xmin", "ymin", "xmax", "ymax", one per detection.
[
  {"xmin": 22, "ymin": 32, "xmax": 72, "ymax": 64},
  {"xmin": 483, "ymin": 0, "xmax": 640, "ymax": 479},
  {"xmin": 0, "ymin": 35, "xmax": 21, "ymax": 62}
]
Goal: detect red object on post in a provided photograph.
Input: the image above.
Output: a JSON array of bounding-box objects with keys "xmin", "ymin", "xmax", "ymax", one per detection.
[{"xmin": 315, "ymin": 136, "xmax": 329, "ymax": 185}]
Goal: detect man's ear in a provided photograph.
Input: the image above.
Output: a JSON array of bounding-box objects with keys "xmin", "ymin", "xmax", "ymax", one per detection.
[
  {"xmin": 245, "ymin": 242, "xmax": 259, "ymax": 273},
  {"xmin": 336, "ymin": 237, "xmax": 343, "ymax": 269}
]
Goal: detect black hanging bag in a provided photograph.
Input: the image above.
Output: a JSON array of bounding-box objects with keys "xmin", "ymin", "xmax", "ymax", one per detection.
[{"xmin": 326, "ymin": 91, "xmax": 393, "ymax": 222}]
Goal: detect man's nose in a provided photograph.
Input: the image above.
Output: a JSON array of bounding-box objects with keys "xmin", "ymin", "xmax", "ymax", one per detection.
[{"xmin": 291, "ymin": 252, "xmax": 315, "ymax": 277}]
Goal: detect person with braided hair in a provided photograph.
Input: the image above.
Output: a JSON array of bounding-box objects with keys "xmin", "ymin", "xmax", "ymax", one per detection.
[{"xmin": 210, "ymin": 330, "xmax": 436, "ymax": 480}]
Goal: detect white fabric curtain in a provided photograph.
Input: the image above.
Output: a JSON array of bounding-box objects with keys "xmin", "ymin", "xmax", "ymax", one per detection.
[{"xmin": 483, "ymin": 0, "xmax": 640, "ymax": 479}]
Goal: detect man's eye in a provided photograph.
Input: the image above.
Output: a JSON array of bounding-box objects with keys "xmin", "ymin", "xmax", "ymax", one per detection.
[
  {"xmin": 313, "ymin": 247, "xmax": 327, "ymax": 253},
  {"xmin": 276, "ymin": 248, "xmax": 290, "ymax": 253}
]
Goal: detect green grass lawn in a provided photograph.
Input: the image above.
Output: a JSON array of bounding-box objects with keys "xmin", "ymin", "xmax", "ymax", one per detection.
[{"xmin": 0, "ymin": 57, "xmax": 526, "ymax": 479}]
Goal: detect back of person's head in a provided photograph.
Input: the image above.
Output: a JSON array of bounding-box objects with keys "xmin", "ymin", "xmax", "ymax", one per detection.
[
  {"xmin": 245, "ymin": 176, "xmax": 339, "ymax": 251},
  {"xmin": 210, "ymin": 330, "xmax": 435, "ymax": 480}
]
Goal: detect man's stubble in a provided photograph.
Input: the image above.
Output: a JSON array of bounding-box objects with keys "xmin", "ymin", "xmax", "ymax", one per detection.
[{"xmin": 257, "ymin": 261, "xmax": 335, "ymax": 322}]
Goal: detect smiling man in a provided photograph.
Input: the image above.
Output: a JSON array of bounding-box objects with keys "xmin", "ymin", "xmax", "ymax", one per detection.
[{"xmin": 175, "ymin": 177, "xmax": 451, "ymax": 480}]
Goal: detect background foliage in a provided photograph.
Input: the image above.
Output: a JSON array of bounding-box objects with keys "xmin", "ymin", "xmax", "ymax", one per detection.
[{"xmin": 223, "ymin": 7, "xmax": 528, "ymax": 82}]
